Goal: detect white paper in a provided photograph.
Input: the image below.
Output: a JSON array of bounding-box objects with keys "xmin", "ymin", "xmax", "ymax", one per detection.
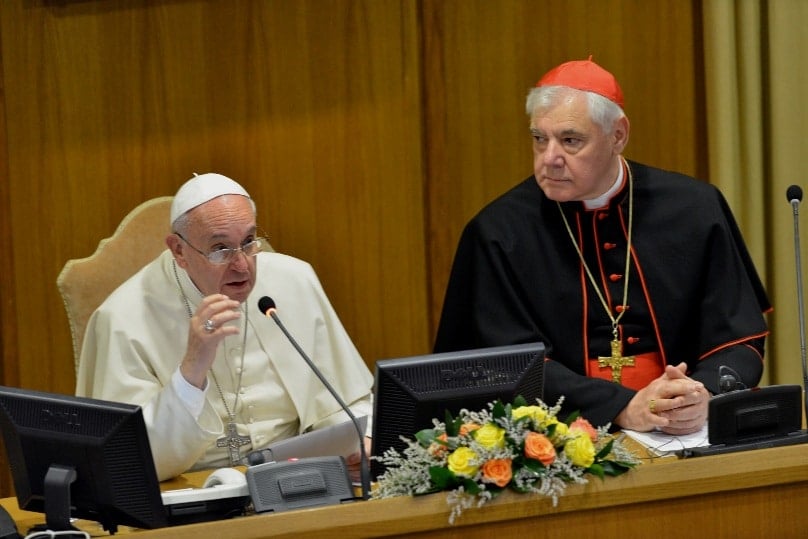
[
  {"xmin": 622, "ymin": 424, "xmax": 709, "ymax": 456},
  {"xmin": 264, "ymin": 416, "xmax": 367, "ymax": 462}
]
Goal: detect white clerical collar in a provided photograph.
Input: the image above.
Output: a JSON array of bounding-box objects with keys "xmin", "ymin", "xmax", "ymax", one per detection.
[
  {"xmin": 173, "ymin": 258, "xmax": 205, "ymax": 308},
  {"xmin": 583, "ymin": 161, "xmax": 625, "ymax": 210}
]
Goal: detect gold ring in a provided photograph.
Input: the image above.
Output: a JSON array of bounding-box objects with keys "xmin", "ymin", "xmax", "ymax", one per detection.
[{"xmin": 649, "ymin": 399, "xmax": 656, "ymax": 413}]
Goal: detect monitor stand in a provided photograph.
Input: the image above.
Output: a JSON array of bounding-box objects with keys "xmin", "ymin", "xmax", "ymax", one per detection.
[{"xmin": 43, "ymin": 464, "xmax": 79, "ymax": 533}]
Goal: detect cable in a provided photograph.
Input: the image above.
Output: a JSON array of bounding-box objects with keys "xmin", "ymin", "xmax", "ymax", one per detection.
[{"xmin": 24, "ymin": 530, "xmax": 90, "ymax": 539}]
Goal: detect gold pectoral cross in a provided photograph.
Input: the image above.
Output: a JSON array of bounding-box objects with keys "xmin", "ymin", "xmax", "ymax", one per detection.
[{"xmin": 598, "ymin": 339, "xmax": 635, "ymax": 384}]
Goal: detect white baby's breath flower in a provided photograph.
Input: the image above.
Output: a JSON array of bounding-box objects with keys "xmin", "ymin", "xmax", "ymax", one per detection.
[{"xmin": 371, "ymin": 397, "xmax": 639, "ymax": 524}]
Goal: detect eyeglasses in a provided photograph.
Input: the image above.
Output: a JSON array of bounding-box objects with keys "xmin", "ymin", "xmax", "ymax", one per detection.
[{"xmin": 175, "ymin": 232, "xmax": 266, "ymax": 265}]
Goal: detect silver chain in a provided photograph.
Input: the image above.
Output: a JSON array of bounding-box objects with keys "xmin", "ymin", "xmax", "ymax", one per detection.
[{"xmin": 172, "ymin": 260, "xmax": 248, "ymax": 423}]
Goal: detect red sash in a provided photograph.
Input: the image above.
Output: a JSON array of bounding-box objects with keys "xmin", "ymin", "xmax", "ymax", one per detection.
[{"xmin": 587, "ymin": 352, "xmax": 664, "ymax": 390}]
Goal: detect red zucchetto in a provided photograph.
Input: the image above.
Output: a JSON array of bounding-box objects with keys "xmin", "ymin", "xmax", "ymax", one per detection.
[{"xmin": 537, "ymin": 56, "xmax": 624, "ymax": 108}]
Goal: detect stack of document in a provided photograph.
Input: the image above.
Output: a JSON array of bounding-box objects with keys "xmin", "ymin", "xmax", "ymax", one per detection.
[
  {"xmin": 622, "ymin": 425, "xmax": 709, "ymax": 457},
  {"xmin": 265, "ymin": 416, "xmax": 367, "ymax": 462}
]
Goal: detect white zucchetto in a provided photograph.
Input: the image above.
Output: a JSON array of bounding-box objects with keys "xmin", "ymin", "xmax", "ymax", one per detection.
[{"xmin": 170, "ymin": 173, "xmax": 254, "ymax": 226}]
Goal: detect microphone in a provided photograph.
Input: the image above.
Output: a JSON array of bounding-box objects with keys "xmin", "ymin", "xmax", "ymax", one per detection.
[
  {"xmin": 257, "ymin": 296, "xmax": 370, "ymax": 500},
  {"xmin": 718, "ymin": 365, "xmax": 745, "ymax": 393},
  {"xmin": 787, "ymin": 185, "xmax": 808, "ymax": 423}
]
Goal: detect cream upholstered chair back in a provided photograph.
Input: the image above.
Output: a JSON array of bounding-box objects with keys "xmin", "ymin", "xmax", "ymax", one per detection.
[{"xmin": 57, "ymin": 196, "xmax": 174, "ymax": 375}]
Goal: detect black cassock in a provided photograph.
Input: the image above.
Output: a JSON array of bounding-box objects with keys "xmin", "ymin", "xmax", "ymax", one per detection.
[{"xmin": 434, "ymin": 160, "xmax": 770, "ymax": 427}]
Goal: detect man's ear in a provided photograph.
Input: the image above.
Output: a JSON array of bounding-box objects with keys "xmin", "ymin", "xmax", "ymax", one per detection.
[
  {"xmin": 613, "ymin": 116, "xmax": 630, "ymax": 154},
  {"xmin": 166, "ymin": 233, "xmax": 189, "ymax": 269}
]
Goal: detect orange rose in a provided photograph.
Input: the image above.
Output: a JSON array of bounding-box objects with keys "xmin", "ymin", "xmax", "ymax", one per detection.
[
  {"xmin": 459, "ymin": 423, "xmax": 480, "ymax": 436},
  {"xmin": 481, "ymin": 458, "xmax": 513, "ymax": 488},
  {"xmin": 524, "ymin": 431, "xmax": 556, "ymax": 466},
  {"xmin": 428, "ymin": 432, "xmax": 449, "ymax": 456},
  {"xmin": 569, "ymin": 417, "xmax": 598, "ymax": 442}
]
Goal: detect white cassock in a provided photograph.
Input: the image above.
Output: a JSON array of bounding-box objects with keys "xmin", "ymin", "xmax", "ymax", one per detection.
[{"xmin": 76, "ymin": 249, "xmax": 373, "ymax": 481}]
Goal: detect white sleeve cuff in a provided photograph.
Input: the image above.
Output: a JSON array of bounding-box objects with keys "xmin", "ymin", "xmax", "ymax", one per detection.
[{"xmin": 171, "ymin": 368, "xmax": 208, "ymax": 420}]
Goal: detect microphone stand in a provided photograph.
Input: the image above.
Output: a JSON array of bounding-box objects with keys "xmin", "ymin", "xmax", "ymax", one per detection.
[
  {"xmin": 790, "ymin": 194, "xmax": 808, "ymax": 423},
  {"xmin": 267, "ymin": 309, "xmax": 371, "ymax": 501}
]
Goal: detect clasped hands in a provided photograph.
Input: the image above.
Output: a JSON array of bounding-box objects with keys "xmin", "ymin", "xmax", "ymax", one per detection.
[{"xmin": 615, "ymin": 362, "xmax": 710, "ymax": 435}]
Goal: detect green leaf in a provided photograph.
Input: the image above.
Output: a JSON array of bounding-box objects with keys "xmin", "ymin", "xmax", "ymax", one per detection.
[
  {"xmin": 595, "ymin": 439, "xmax": 614, "ymax": 460},
  {"xmin": 461, "ymin": 477, "xmax": 482, "ymax": 495},
  {"xmin": 599, "ymin": 460, "xmax": 635, "ymax": 476},
  {"xmin": 513, "ymin": 395, "xmax": 528, "ymax": 407},
  {"xmin": 429, "ymin": 466, "xmax": 456, "ymax": 490},
  {"xmin": 521, "ymin": 458, "xmax": 547, "ymax": 474},
  {"xmin": 415, "ymin": 428, "xmax": 439, "ymax": 447},
  {"xmin": 492, "ymin": 400, "xmax": 507, "ymax": 419},
  {"xmin": 564, "ymin": 411, "xmax": 581, "ymax": 424},
  {"xmin": 587, "ymin": 462, "xmax": 605, "ymax": 480},
  {"xmin": 444, "ymin": 409, "xmax": 462, "ymax": 437}
]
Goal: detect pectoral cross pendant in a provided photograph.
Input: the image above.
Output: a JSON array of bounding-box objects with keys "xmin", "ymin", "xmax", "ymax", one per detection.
[
  {"xmin": 217, "ymin": 422, "xmax": 251, "ymax": 466},
  {"xmin": 598, "ymin": 339, "xmax": 635, "ymax": 384}
]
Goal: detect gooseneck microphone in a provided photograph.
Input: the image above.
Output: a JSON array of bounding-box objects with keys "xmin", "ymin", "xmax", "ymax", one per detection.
[
  {"xmin": 787, "ymin": 185, "xmax": 808, "ymax": 423},
  {"xmin": 257, "ymin": 296, "xmax": 370, "ymax": 501}
]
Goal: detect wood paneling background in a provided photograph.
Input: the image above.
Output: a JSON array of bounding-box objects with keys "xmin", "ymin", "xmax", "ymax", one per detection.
[
  {"xmin": 422, "ymin": 0, "xmax": 705, "ymax": 324},
  {"xmin": 0, "ymin": 0, "xmax": 703, "ymax": 497}
]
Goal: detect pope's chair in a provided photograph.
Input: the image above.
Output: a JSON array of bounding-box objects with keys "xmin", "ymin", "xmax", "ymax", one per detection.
[{"xmin": 57, "ymin": 196, "xmax": 174, "ymax": 376}]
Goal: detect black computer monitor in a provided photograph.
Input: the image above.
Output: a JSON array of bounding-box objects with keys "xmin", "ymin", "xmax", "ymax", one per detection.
[
  {"xmin": 370, "ymin": 342, "xmax": 545, "ymax": 478},
  {"xmin": 0, "ymin": 385, "xmax": 168, "ymax": 534}
]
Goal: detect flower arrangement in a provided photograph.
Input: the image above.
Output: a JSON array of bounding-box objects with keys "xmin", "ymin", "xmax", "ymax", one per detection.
[{"xmin": 372, "ymin": 396, "xmax": 639, "ymax": 524}]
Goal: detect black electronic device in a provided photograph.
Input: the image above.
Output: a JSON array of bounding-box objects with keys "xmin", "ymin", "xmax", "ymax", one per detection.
[
  {"xmin": 0, "ymin": 385, "xmax": 168, "ymax": 534},
  {"xmin": 679, "ymin": 385, "xmax": 808, "ymax": 458},
  {"xmin": 246, "ymin": 456, "xmax": 355, "ymax": 513},
  {"xmin": 370, "ymin": 342, "xmax": 545, "ymax": 479},
  {"xmin": 0, "ymin": 504, "xmax": 20, "ymax": 539},
  {"xmin": 257, "ymin": 296, "xmax": 369, "ymax": 501},
  {"xmin": 679, "ymin": 187, "xmax": 808, "ymax": 458}
]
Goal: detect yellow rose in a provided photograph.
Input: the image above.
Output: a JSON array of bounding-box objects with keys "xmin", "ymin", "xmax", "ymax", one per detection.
[
  {"xmin": 473, "ymin": 423, "xmax": 506, "ymax": 449},
  {"xmin": 564, "ymin": 433, "xmax": 596, "ymax": 468},
  {"xmin": 569, "ymin": 417, "xmax": 598, "ymax": 442},
  {"xmin": 548, "ymin": 419, "xmax": 568, "ymax": 443},
  {"xmin": 447, "ymin": 446, "xmax": 479, "ymax": 477},
  {"xmin": 512, "ymin": 405, "xmax": 547, "ymax": 425}
]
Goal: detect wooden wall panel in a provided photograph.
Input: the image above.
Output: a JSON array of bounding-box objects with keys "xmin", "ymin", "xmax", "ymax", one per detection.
[
  {"xmin": 0, "ymin": 0, "xmax": 428, "ymax": 397},
  {"xmin": 423, "ymin": 0, "xmax": 705, "ymax": 332},
  {"xmin": 0, "ymin": 0, "xmax": 704, "ymax": 497},
  {"xmin": 0, "ymin": 12, "xmax": 14, "ymax": 499}
]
